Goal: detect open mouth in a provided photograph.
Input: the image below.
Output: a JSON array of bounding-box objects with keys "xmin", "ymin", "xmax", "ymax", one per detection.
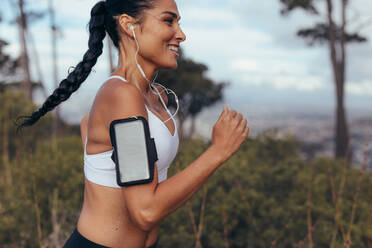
[{"xmin": 168, "ymin": 45, "xmax": 179, "ymax": 56}]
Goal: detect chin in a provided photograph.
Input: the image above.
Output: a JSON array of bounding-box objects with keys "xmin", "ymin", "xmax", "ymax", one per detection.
[
  {"xmin": 158, "ymin": 61, "xmax": 178, "ymax": 70},
  {"xmin": 168, "ymin": 62, "xmax": 178, "ymax": 69}
]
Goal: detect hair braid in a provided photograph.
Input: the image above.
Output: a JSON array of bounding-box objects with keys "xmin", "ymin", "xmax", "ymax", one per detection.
[
  {"xmin": 16, "ymin": 1, "xmax": 107, "ymax": 130},
  {"xmin": 17, "ymin": 0, "xmax": 155, "ymax": 131}
]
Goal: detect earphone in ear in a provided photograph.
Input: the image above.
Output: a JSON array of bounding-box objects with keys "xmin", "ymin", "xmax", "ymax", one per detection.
[{"xmin": 130, "ymin": 24, "xmax": 136, "ymax": 39}]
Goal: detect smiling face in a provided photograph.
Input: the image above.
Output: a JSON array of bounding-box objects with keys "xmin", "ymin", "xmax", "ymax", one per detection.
[{"xmin": 134, "ymin": 0, "xmax": 186, "ymax": 69}]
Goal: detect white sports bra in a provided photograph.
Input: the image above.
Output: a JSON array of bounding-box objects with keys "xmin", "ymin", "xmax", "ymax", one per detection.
[{"xmin": 84, "ymin": 76, "xmax": 179, "ymax": 188}]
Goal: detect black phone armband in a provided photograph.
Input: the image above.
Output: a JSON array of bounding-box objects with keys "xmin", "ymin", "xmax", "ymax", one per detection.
[{"xmin": 109, "ymin": 117, "xmax": 158, "ymax": 187}]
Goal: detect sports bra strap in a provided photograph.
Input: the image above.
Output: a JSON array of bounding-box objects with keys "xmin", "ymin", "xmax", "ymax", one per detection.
[
  {"xmin": 108, "ymin": 75, "xmax": 127, "ymax": 82},
  {"xmin": 107, "ymin": 75, "xmax": 172, "ymax": 119}
]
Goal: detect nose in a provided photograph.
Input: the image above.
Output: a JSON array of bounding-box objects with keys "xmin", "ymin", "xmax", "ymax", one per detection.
[{"xmin": 176, "ymin": 25, "xmax": 186, "ymax": 43}]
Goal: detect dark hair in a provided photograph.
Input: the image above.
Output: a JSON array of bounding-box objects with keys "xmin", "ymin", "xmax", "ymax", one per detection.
[{"xmin": 16, "ymin": 0, "xmax": 154, "ymax": 130}]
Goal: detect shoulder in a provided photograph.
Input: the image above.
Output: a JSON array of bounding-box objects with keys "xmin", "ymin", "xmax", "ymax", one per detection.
[{"xmin": 93, "ymin": 78, "xmax": 148, "ymax": 127}]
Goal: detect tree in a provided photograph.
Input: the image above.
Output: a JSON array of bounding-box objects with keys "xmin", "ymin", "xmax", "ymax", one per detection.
[
  {"xmin": 279, "ymin": 0, "xmax": 368, "ymax": 159},
  {"xmin": 0, "ymin": 14, "xmax": 21, "ymax": 90},
  {"xmin": 0, "ymin": 29, "xmax": 44, "ymax": 94},
  {"xmin": 159, "ymin": 135, "xmax": 372, "ymax": 247},
  {"xmin": 15, "ymin": 0, "xmax": 33, "ymax": 100},
  {"xmin": 0, "ymin": 89, "xmax": 82, "ymax": 247},
  {"xmin": 156, "ymin": 50, "xmax": 227, "ymax": 140},
  {"xmin": 0, "ymin": 39, "xmax": 20, "ymax": 91},
  {"xmin": 5, "ymin": 0, "xmax": 46, "ymax": 101},
  {"xmin": 48, "ymin": 0, "xmax": 61, "ymax": 137}
]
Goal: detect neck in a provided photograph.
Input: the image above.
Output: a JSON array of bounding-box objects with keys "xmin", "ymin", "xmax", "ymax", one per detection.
[{"xmin": 114, "ymin": 43, "xmax": 156, "ymax": 94}]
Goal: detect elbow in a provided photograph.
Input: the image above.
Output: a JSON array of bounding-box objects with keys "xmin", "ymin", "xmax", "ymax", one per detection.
[{"xmin": 133, "ymin": 208, "xmax": 159, "ymax": 231}]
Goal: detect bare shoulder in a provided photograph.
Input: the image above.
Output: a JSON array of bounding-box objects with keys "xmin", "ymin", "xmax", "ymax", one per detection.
[{"xmin": 93, "ymin": 78, "xmax": 148, "ymax": 127}]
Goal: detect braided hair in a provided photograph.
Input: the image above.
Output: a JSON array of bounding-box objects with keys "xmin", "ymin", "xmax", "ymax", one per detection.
[{"xmin": 17, "ymin": 0, "xmax": 154, "ymax": 130}]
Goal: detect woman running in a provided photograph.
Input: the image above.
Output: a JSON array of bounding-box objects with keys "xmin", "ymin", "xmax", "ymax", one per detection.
[{"xmin": 18, "ymin": 0, "xmax": 249, "ymax": 247}]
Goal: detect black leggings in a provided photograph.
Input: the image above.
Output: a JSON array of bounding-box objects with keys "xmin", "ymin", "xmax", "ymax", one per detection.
[{"xmin": 63, "ymin": 229, "xmax": 158, "ymax": 248}]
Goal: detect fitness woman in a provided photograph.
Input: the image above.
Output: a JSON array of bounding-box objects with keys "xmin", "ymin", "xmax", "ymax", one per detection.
[{"xmin": 17, "ymin": 0, "xmax": 249, "ymax": 247}]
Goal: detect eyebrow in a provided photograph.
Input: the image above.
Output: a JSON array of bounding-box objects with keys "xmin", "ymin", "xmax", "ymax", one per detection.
[{"xmin": 161, "ymin": 11, "xmax": 181, "ymax": 20}]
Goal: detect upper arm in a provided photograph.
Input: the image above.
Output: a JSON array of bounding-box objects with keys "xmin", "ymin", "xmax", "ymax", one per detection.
[{"xmin": 99, "ymin": 82, "xmax": 160, "ymax": 229}]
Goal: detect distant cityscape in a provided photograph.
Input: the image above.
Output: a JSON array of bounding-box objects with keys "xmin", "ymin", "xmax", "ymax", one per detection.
[{"xmin": 190, "ymin": 106, "xmax": 372, "ymax": 170}]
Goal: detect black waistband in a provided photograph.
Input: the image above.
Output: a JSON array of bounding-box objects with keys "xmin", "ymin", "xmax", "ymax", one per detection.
[
  {"xmin": 63, "ymin": 229, "xmax": 109, "ymax": 248},
  {"xmin": 148, "ymin": 238, "xmax": 158, "ymax": 248},
  {"xmin": 63, "ymin": 229, "xmax": 158, "ymax": 248}
]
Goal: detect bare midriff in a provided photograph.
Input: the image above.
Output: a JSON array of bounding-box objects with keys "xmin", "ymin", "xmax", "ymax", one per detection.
[{"xmin": 77, "ymin": 179, "xmax": 160, "ymax": 248}]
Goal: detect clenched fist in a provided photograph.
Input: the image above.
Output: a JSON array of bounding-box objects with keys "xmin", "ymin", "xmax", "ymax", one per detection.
[{"xmin": 211, "ymin": 106, "xmax": 249, "ymax": 163}]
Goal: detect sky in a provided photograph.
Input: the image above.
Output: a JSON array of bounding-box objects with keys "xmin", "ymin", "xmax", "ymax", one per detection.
[{"xmin": 1, "ymin": 0, "xmax": 372, "ymax": 124}]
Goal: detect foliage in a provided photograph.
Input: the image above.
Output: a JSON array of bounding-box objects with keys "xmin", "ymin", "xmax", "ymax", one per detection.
[
  {"xmin": 279, "ymin": 0, "xmax": 368, "ymax": 46},
  {"xmin": 0, "ymin": 136, "xmax": 84, "ymax": 247},
  {"xmin": 0, "ymin": 90, "xmax": 84, "ymax": 247},
  {"xmin": 160, "ymin": 135, "xmax": 372, "ymax": 247},
  {"xmin": 279, "ymin": 0, "xmax": 319, "ymax": 15},
  {"xmin": 0, "ymin": 39, "xmax": 20, "ymax": 88},
  {"xmin": 0, "ymin": 90, "xmax": 53, "ymax": 157},
  {"xmin": 297, "ymin": 23, "xmax": 367, "ymax": 46},
  {"xmin": 1, "ymin": 91, "xmax": 371, "ymax": 247}
]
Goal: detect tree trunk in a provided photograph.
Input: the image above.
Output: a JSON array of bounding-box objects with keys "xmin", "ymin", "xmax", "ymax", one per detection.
[
  {"xmin": 326, "ymin": 0, "xmax": 349, "ymax": 159},
  {"xmin": 49, "ymin": 0, "xmax": 61, "ymax": 137},
  {"xmin": 28, "ymin": 29, "xmax": 48, "ymax": 99},
  {"xmin": 1, "ymin": 117, "xmax": 12, "ymax": 185},
  {"xmin": 49, "ymin": 189, "xmax": 63, "ymax": 247},
  {"xmin": 335, "ymin": 88, "xmax": 349, "ymax": 158},
  {"xmin": 17, "ymin": 0, "xmax": 33, "ymax": 101},
  {"xmin": 335, "ymin": 0, "xmax": 349, "ymax": 159},
  {"xmin": 188, "ymin": 116, "xmax": 196, "ymax": 140},
  {"xmin": 32, "ymin": 177, "xmax": 44, "ymax": 248},
  {"xmin": 177, "ymin": 111, "xmax": 185, "ymax": 142},
  {"xmin": 221, "ymin": 203, "xmax": 230, "ymax": 248}
]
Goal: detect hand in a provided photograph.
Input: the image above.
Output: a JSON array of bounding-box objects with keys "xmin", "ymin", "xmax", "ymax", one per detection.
[{"xmin": 211, "ymin": 106, "xmax": 249, "ymax": 163}]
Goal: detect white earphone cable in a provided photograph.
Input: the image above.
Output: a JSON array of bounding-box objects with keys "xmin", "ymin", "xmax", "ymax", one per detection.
[{"xmin": 131, "ymin": 25, "xmax": 179, "ymax": 123}]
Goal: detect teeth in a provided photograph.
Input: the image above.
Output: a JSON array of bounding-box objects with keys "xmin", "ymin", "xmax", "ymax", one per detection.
[{"xmin": 169, "ymin": 46, "xmax": 179, "ymax": 52}]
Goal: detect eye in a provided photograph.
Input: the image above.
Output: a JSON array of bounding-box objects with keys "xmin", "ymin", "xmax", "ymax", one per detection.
[{"xmin": 164, "ymin": 18, "xmax": 174, "ymax": 25}]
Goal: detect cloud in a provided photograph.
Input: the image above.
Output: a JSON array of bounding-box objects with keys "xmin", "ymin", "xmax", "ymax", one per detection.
[
  {"xmin": 2, "ymin": 0, "xmax": 371, "ymax": 122},
  {"xmin": 230, "ymin": 58, "xmax": 308, "ymax": 75},
  {"xmin": 181, "ymin": 7, "xmax": 237, "ymax": 26},
  {"xmin": 229, "ymin": 56, "xmax": 326, "ymax": 91},
  {"xmin": 240, "ymin": 73, "xmax": 325, "ymax": 92},
  {"xmin": 347, "ymin": 80, "xmax": 372, "ymax": 95},
  {"xmin": 183, "ymin": 26, "xmax": 272, "ymax": 54}
]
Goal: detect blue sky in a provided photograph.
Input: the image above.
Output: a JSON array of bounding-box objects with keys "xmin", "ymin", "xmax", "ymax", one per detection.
[{"xmin": 1, "ymin": 0, "xmax": 371, "ymax": 123}]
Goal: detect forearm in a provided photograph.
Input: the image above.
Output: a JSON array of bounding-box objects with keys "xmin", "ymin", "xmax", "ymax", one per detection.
[
  {"xmin": 148, "ymin": 145, "xmax": 224, "ymax": 224},
  {"xmin": 128, "ymin": 106, "xmax": 249, "ymax": 231}
]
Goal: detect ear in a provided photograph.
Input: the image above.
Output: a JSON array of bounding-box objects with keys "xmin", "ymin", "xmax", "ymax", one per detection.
[{"xmin": 118, "ymin": 14, "xmax": 136, "ymax": 38}]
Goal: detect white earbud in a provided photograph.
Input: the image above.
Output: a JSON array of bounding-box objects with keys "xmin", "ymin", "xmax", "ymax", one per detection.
[{"xmin": 131, "ymin": 24, "xmax": 149, "ymax": 81}]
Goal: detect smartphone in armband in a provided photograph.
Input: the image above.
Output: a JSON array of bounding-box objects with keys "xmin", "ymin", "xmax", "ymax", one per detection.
[{"xmin": 109, "ymin": 117, "xmax": 158, "ymax": 187}]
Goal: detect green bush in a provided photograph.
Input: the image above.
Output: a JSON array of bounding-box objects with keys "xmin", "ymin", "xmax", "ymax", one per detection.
[
  {"xmin": 1, "ymin": 91, "xmax": 371, "ymax": 247},
  {"xmin": 159, "ymin": 137, "xmax": 372, "ymax": 248}
]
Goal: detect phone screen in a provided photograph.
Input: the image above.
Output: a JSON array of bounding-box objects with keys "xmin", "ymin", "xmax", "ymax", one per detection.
[{"xmin": 114, "ymin": 119, "xmax": 150, "ymax": 183}]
